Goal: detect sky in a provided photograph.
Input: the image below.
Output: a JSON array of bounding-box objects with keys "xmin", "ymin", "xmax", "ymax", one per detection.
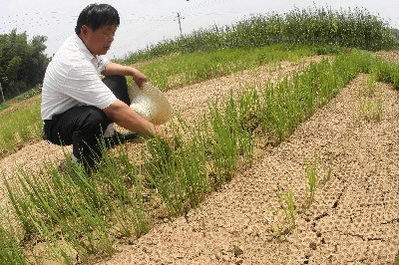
[{"xmin": 1, "ymin": 0, "xmax": 399, "ymax": 59}]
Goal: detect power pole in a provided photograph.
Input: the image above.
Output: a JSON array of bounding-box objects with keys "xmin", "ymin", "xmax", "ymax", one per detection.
[
  {"xmin": 0, "ymin": 82, "xmax": 4, "ymax": 104},
  {"xmin": 176, "ymin": 12, "xmax": 184, "ymax": 37}
]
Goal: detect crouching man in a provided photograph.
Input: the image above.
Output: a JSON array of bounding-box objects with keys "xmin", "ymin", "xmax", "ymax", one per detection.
[{"xmin": 41, "ymin": 4, "xmax": 162, "ymax": 170}]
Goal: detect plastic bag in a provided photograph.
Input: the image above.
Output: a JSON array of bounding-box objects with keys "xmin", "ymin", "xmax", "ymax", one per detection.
[{"xmin": 128, "ymin": 82, "xmax": 172, "ymax": 125}]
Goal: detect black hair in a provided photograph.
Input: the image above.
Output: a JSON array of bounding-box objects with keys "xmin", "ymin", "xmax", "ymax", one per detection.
[{"xmin": 75, "ymin": 4, "xmax": 120, "ymax": 35}]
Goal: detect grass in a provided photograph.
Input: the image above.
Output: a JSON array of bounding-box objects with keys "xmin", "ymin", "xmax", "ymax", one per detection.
[
  {"xmin": 0, "ymin": 86, "xmax": 41, "ymax": 116},
  {"xmin": 360, "ymin": 72, "xmax": 384, "ymax": 121},
  {"xmin": 132, "ymin": 44, "xmax": 340, "ymax": 91},
  {"xmin": 5, "ymin": 144, "xmax": 149, "ymax": 263},
  {"xmin": 0, "ymin": 102, "xmax": 10, "ymax": 112},
  {"xmin": 122, "ymin": 7, "xmax": 398, "ymax": 63},
  {"xmin": 0, "ymin": 45, "xmax": 334, "ymax": 159},
  {"xmin": 9, "ymin": 86, "xmax": 42, "ymax": 103},
  {"xmin": 270, "ymin": 187, "xmax": 298, "ymax": 240},
  {"xmin": 0, "ymin": 99, "xmax": 42, "ymax": 158},
  {"xmin": 304, "ymin": 157, "xmax": 318, "ymax": 207},
  {"xmin": 0, "ymin": 5, "xmax": 398, "ymax": 261},
  {"xmin": 0, "ymin": 218, "xmax": 26, "ymax": 264}
]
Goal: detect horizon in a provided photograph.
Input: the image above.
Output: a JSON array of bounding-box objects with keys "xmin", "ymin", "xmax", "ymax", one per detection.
[{"xmin": 1, "ymin": 0, "xmax": 399, "ymax": 59}]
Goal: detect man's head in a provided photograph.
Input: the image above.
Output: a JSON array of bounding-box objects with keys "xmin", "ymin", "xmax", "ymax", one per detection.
[{"xmin": 75, "ymin": 4, "xmax": 120, "ymax": 55}]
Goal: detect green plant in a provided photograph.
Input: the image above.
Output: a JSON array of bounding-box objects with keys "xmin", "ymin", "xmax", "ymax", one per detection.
[
  {"xmin": 271, "ymin": 188, "xmax": 298, "ymax": 239},
  {"xmin": 361, "ymin": 98, "xmax": 383, "ymax": 121},
  {"xmin": 0, "ymin": 221, "xmax": 26, "ymax": 264},
  {"xmin": 304, "ymin": 157, "xmax": 319, "ymax": 208},
  {"xmin": 207, "ymin": 92, "xmax": 255, "ymax": 184},
  {"xmin": 145, "ymin": 121, "xmax": 209, "ymax": 216},
  {"xmin": 5, "ymin": 144, "xmax": 149, "ymax": 263}
]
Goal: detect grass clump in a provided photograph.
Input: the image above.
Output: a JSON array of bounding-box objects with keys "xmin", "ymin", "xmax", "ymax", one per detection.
[
  {"xmin": 5, "ymin": 145, "xmax": 149, "ymax": 263},
  {"xmin": 261, "ymin": 50, "xmax": 377, "ymax": 143},
  {"xmin": 360, "ymin": 72, "xmax": 383, "ymax": 121},
  {"xmin": 207, "ymin": 91, "xmax": 257, "ymax": 184},
  {"xmin": 270, "ymin": 188, "xmax": 298, "ymax": 239},
  {"xmin": 361, "ymin": 98, "xmax": 383, "ymax": 121},
  {"xmin": 145, "ymin": 124, "xmax": 209, "ymax": 216},
  {"xmin": 10, "ymin": 86, "xmax": 42, "ymax": 103},
  {"xmin": 0, "ymin": 222, "xmax": 26, "ymax": 264},
  {"xmin": 305, "ymin": 159, "xmax": 318, "ymax": 207}
]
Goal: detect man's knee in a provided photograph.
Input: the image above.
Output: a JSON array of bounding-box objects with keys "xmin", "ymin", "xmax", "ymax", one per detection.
[
  {"xmin": 103, "ymin": 75, "xmax": 127, "ymax": 88},
  {"xmin": 102, "ymin": 75, "xmax": 130, "ymax": 105},
  {"xmin": 83, "ymin": 106, "xmax": 110, "ymax": 135}
]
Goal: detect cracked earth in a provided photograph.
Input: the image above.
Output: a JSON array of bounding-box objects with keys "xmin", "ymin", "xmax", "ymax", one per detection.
[
  {"xmin": 96, "ymin": 69, "xmax": 398, "ymax": 263},
  {"xmin": 1, "ymin": 54, "xmax": 398, "ymax": 264}
]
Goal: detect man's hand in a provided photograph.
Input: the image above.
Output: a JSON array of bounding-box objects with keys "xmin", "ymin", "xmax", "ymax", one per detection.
[
  {"xmin": 102, "ymin": 62, "xmax": 148, "ymax": 88},
  {"xmin": 103, "ymin": 99, "xmax": 167, "ymax": 139},
  {"xmin": 131, "ymin": 68, "xmax": 148, "ymax": 88}
]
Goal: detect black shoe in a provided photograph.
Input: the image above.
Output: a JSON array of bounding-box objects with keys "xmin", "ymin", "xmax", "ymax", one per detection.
[{"xmin": 104, "ymin": 132, "xmax": 139, "ymax": 148}]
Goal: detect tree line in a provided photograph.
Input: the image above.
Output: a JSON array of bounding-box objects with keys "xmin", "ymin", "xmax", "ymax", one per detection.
[{"xmin": 0, "ymin": 29, "xmax": 49, "ymax": 102}]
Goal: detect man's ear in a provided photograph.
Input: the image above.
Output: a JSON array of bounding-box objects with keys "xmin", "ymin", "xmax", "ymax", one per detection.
[{"xmin": 81, "ymin": 25, "xmax": 89, "ymax": 37}]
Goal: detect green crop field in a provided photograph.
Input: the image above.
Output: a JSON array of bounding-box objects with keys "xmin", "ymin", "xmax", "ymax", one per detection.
[{"xmin": 1, "ymin": 7, "xmax": 399, "ymax": 264}]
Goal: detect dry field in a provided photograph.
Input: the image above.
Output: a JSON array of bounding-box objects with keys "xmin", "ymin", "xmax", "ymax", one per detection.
[{"xmin": 0, "ymin": 53, "xmax": 398, "ymax": 264}]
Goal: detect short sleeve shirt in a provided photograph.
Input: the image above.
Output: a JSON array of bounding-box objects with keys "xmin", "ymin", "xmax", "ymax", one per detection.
[{"xmin": 41, "ymin": 35, "xmax": 117, "ymax": 120}]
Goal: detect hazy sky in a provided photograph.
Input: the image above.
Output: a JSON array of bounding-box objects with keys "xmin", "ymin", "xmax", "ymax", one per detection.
[{"xmin": 1, "ymin": 0, "xmax": 399, "ymax": 59}]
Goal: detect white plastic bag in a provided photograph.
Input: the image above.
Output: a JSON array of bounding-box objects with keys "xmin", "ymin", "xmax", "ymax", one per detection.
[{"xmin": 128, "ymin": 82, "xmax": 172, "ymax": 125}]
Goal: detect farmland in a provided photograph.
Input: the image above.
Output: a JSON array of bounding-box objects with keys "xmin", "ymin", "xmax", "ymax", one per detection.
[{"xmin": 0, "ymin": 7, "xmax": 398, "ymax": 265}]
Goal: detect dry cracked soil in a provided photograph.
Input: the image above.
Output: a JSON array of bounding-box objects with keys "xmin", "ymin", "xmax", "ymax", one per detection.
[{"xmin": 0, "ymin": 54, "xmax": 398, "ymax": 265}]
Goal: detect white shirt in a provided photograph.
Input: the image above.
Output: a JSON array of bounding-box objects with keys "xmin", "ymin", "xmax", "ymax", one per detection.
[{"xmin": 41, "ymin": 35, "xmax": 117, "ymax": 120}]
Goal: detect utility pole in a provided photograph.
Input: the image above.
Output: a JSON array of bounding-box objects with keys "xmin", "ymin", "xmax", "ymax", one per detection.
[
  {"xmin": 0, "ymin": 82, "xmax": 4, "ymax": 104},
  {"xmin": 176, "ymin": 12, "xmax": 184, "ymax": 37}
]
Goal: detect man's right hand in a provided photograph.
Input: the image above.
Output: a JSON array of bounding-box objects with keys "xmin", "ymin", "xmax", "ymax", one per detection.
[
  {"xmin": 103, "ymin": 99, "xmax": 161, "ymax": 138},
  {"xmin": 131, "ymin": 68, "xmax": 148, "ymax": 89}
]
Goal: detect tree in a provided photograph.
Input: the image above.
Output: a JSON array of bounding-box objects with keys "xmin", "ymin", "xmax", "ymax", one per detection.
[{"xmin": 0, "ymin": 29, "xmax": 50, "ymax": 100}]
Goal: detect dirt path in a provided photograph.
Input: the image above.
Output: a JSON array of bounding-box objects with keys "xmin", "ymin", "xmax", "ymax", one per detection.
[
  {"xmin": 375, "ymin": 50, "xmax": 399, "ymax": 63},
  {"xmin": 0, "ymin": 56, "xmax": 326, "ymax": 201},
  {"xmin": 97, "ymin": 74, "xmax": 399, "ymax": 265}
]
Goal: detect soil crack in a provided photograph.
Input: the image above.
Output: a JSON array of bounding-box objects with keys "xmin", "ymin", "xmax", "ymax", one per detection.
[
  {"xmin": 381, "ymin": 218, "xmax": 399, "ymax": 225},
  {"xmin": 340, "ymin": 231, "xmax": 386, "ymax": 242}
]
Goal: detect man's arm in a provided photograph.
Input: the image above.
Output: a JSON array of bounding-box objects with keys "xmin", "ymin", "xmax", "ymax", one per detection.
[
  {"xmin": 102, "ymin": 62, "xmax": 147, "ymax": 87},
  {"xmin": 103, "ymin": 99, "xmax": 163, "ymax": 138}
]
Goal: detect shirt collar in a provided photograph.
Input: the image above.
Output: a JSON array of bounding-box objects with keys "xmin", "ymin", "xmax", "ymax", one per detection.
[{"xmin": 73, "ymin": 34, "xmax": 97, "ymax": 62}]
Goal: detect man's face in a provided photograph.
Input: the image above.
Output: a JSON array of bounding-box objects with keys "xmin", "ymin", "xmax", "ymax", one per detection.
[{"xmin": 81, "ymin": 24, "xmax": 117, "ymax": 55}]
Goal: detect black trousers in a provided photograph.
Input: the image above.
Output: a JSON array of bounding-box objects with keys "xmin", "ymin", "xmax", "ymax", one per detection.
[{"xmin": 43, "ymin": 75, "xmax": 131, "ymax": 168}]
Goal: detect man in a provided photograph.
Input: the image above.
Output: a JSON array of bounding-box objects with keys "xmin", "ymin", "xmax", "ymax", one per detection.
[{"xmin": 41, "ymin": 4, "xmax": 162, "ymax": 170}]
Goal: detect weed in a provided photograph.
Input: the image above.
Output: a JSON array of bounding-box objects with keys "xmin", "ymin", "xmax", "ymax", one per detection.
[
  {"xmin": 303, "ymin": 157, "xmax": 319, "ymax": 209},
  {"xmin": 361, "ymin": 98, "xmax": 383, "ymax": 121},
  {"xmin": 271, "ymin": 188, "xmax": 298, "ymax": 239}
]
